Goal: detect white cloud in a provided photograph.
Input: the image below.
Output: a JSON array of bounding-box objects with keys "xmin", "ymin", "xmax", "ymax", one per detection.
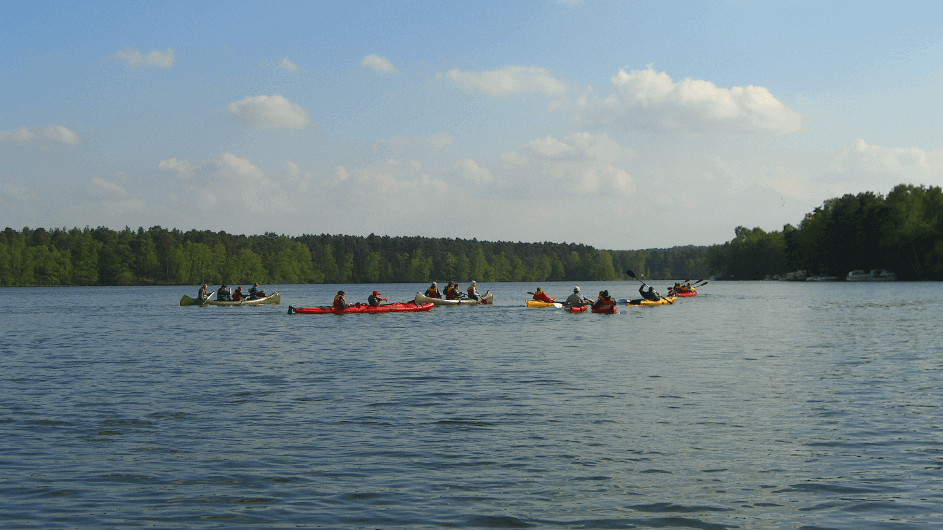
[
  {"xmin": 832, "ymin": 139, "xmax": 937, "ymax": 176},
  {"xmin": 578, "ymin": 67, "xmax": 802, "ymax": 135},
  {"xmin": 501, "ymin": 151, "xmax": 530, "ymax": 167},
  {"xmin": 158, "ymin": 157, "xmax": 195, "ymax": 179},
  {"xmin": 211, "ymin": 153, "xmax": 294, "ymax": 213},
  {"xmin": 278, "ymin": 57, "xmax": 299, "ymax": 72},
  {"xmin": 86, "ymin": 177, "xmax": 145, "ymax": 213},
  {"xmin": 442, "ymin": 65, "xmax": 567, "ymax": 97},
  {"xmin": 285, "ymin": 160, "xmax": 300, "ymax": 177},
  {"xmin": 454, "ymin": 159, "xmax": 494, "ymax": 184},
  {"xmin": 90, "ymin": 177, "xmax": 128, "ymax": 199},
  {"xmin": 524, "ymin": 135, "xmax": 576, "ymax": 158},
  {"xmin": 504, "ymin": 132, "xmax": 636, "ymax": 196},
  {"xmin": 361, "ymin": 54, "xmax": 398, "ymax": 73},
  {"xmin": 114, "ymin": 47, "xmax": 175, "ymax": 68},
  {"xmin": 0, "ymin": 125, "xmax": 80, "ymax": 145},
  {"xmin": 228, "ymin": 94, "xmax": 311, "ymax": 129},
  {"xmin": 524, "ymin": 132, "xmax": 630, "ymax": 161}
]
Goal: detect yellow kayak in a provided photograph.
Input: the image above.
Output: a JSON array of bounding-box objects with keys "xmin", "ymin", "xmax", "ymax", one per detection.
[
  {"xmin": 526, "ymin": 300, "xmax": 563, "ymax": 308},
  {"xmin": 622, "ymin": 296, "xmax": 676, "ymax": 306}
]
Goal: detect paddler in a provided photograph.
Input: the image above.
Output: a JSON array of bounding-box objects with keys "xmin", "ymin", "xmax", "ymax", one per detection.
[
  {"xmin": 532, "ymin": 287, "xmax": 555, "ymax": 303},
  {"xmin": 593, "ymin": 290, "xmax": 615, "ymax": 310},
  {"xmin": 467, "ymin": 281, "xmax": 480, "ymax": 301},
  {"xmin": 368, "ymin": 290, "xmax": 388, "ymax": 307},
  {"xmin": 640, "ymin": 285, "xmax": 661, "ymax": 302},
  {"xmin": 198, "ymin": 284, "xmax": 209, "ymax": 301},
  {"xmin": 333, "ymin": 290, "xmax": 348, "ymax": 309},
  {"xmin": 444, "ymin": 281, "xmax": 460, "ymax": 300},
  {"xmin": 216, "ymin": 284, "xmax": 231, "ymax": 301},
  {"xmin": 248, "ymin": 283, "xmax": 266, "ymax": 299},
  {"xmin": 424, "ymin": 282, "xmax": 441, "ymax": 299},
  {"xmin": 565, "ymin": 286, "xmax": 588, "ymax": 307}
]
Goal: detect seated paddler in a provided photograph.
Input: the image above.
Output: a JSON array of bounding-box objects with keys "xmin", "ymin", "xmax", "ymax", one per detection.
[
  {"xmin": 333, "ymin": 290, "xmax": 348, "ymax": 309},
  {"xmin": 368, "ymin": 290, "xmax": 388, "ymax": 307},
  {"xmin": 532, "ymin": 287, "xmax": 555, "ymax": 303},
  {"xmin": 467, "ymin": 281, "xmax": 480, "ymax": 301},
  {"xmin": 248, "ymin": 283, "xmax": 266, "ymax": 299},
  {"xmin": 216, "ymin": 284, "xmax": 231, "ymax": 301},
  {"xmin": 565, "ymin": 286, "xmax": 588, "ymax": 307},
  {"xmin": 424, "ymin": 282, "xmax": 441, "ymax": 299},
  {"xmin": 640, "ymin": 285, "xmax": 661, "ymax": 302}
]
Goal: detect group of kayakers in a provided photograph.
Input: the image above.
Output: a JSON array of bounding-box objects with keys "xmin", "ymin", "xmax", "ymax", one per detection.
[
  {"xmin": 534, "ymin": 285, "xmax": 618, "ymax": 310},
  {"xmin": 199, "ymin": 283, "xmax": 267, "ymax": 302},
  {"xmin": 423, "ymin": 280, "xmax": 481, "ymax": 301},
  {"xmin": 332, "ymin": 289, "xmax": 391, "ymax": 309},
  {"xmin": 533, "ymin": 284, "xmax": 665, "ymax": 308}
]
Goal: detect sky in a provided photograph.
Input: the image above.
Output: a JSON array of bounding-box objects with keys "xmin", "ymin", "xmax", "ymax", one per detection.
[{"xmin": 2, "ymin": 0, "xmax": 942, "ymax": 249}]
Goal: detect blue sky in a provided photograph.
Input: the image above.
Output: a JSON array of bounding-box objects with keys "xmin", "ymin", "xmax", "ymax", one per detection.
[{"xmin": 2, "ymin": 0, "xmax": 942, "ymax": 248}]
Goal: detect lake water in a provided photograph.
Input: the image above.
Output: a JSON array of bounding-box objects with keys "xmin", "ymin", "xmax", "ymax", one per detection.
[{"xmin": 1, "ymin": 281, "xmax": 941, "ymax": 529}]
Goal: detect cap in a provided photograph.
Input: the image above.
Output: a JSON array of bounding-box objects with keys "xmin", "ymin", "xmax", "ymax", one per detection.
[
  {"xmin": 432, "ymin": 282, "xmax": 437, "ymax": 286},
  {"xmin": 574, "ymin": 286, "xmax": 580, "ymax": 292},
  {"xmin": 471, "ymin": 280, "xmax": 476, "ymax": 285},
  {"xmin": 373, "ymin": 290, "xmax": 379, "ymax": 295},
  {"xmin": 338, "ymin": 290, "xmax": 345, "ymax": 295}
]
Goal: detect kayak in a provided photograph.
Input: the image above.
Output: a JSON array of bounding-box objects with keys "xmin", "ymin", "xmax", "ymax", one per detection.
[
  {"xmin": 566, "ymin": 304, "xmax": 588, "ymax": 313},
  {"xmin": 180, "ymin": 292, "xmax": 281, "ymax": 306},
  {"xmin": 415, "ymin": 290, "xmax": 493, "ymax": 306},
  {"xmin": 669, "ymin": 289, "xmax": 697, "ymax": 297},
  {"xmin": 619, "ymin": 296, "xmax": 677, "ymax": 306},
  {"xmin": 591, "ymin": 303, "xmax": 617, "ymax": 314},
  {"xmin": 288, "ymin": 302, "xmax": 434, "ymax": 314},
  {"xmin": 526, "ymin": 300, "xmax": 563, "ymax": 308}
]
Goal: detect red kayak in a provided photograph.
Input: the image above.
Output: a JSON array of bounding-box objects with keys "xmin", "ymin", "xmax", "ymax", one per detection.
[
  {"xmin": 289, "ymin": 302, "xmax": 434, "ymax": 314},
  {"xmin": 591, "ymin": 303, "xmax": 617, "ymax": 314},
  {"xmin": 567, "ymin": 305, "xmax": 588, "ymax": 313},
  {"xmin": 669, "ymin": 290, "xmax": 697, "ymax": 297}
]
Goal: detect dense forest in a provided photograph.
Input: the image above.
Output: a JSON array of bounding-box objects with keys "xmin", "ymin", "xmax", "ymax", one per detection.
[
  {"xmin": 707, "ymin": 183, "xmax": 943, "ymax": 280},
  {"xmin": 0, "ymin": 226, "xmax": 711, "ymax": 287},
  {"xmin": 5, "ymin": 182, "xmax": 937, "ymax": 287}
]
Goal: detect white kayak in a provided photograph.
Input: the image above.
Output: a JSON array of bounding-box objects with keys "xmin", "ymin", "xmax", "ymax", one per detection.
[{"xmin": 414, "ymin": 290, "xmax": 493, "ymax": 306}]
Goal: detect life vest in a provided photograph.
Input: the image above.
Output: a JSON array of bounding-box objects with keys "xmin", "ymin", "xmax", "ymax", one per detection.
[
  {"xmin": 333, "ymin": 294, "xmax": 346, "ymax": 309},
  {"xmin": 425, "ymin": 288, "xmax": 440, "ymax": 298},
  {"xmin": 445, "ymin": 287, "xmax": 458, "ymax": 300},
  {"xmin": 467, "ymin": 285, "xmax": 476, "ymax": 296},
  {"xmin": 232, "ymin": 290, "xmax": 243, "ymax": 301}
]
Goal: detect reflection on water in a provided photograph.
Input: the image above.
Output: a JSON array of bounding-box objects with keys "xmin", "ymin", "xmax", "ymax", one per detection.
[{"xmin": 1, "ymin": 281, "xmax": 941, "ymax": 528}]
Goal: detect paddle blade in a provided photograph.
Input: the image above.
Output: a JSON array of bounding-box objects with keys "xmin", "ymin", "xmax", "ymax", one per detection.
[{"xmin": 625, "ymin": 269, "xmax": 637, "ymax": 278}]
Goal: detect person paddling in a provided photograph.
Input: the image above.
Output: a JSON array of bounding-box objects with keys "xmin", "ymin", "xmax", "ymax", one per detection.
[
  {"xmin": 248, "ymin": 283, "xmax": 266, "ymax": 299},
  {"xmin": 368, "ymin": 290, "xmax": 388, "ymax": 307},
  {"xmin": 565, "ymin": 286, "xmax": 589, "ymax": 307},
  {"xmin": 467, "ymin": 281, "xmax": 480, "ymax": 301},
  {"xmin": 216, "ymin": 284, "xmax": 231, "ymax": 301},
  {"xmin": 424, "ymin": 282, "xmax": 441, "ymax": 299},
  {"xmin": 333, "ymin": 290, "xmax": 348, "ymax": 310},
  {"xmin": 532, "ymin": 287, "xmax": 555, "ymax": 303},
  {"xmin": 198, "ymin": 284, "xmax": 209, "ymax": 301},
  {"xmin": 640, "ymin": 285, "xmax": 662, "ymax": 302},
  {"xmin": 593, "ymin": 290, "xmax": 616, "ymax": 310}
]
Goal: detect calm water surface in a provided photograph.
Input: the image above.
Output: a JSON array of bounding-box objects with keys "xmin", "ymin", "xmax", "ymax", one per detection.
[{"xmin": 1, "ymin": 281, "xmax": 941, "ymax": 529}]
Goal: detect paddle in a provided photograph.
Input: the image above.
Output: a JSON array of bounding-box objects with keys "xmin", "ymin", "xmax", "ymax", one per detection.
[{"xmin": 626, "ymin": 269, "xmax": 672, "ymax": 304}]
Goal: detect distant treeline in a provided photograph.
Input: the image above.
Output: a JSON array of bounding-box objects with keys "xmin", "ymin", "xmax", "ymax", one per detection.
[
  {"xmin": 707, "ymin": 183, "xmax": 943, "ymax": 280},
  {"xmin": 0, "ymin": 226, "xmax": 711, "ymax": 287}
]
